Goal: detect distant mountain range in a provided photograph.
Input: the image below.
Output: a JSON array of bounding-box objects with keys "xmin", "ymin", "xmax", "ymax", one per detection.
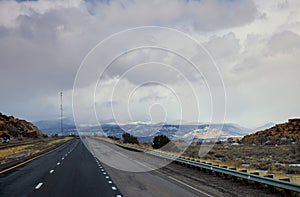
[
  {"xmin": 33, "ymin": 118, "xmax": 77, "ymax": 136},
  {"xmin": 34, "ymin": 117, "xmax": 272, "ymax": 142},
  {"xmin": 250, "ymin": 122, "xmax": 275, "ymax": 133}
]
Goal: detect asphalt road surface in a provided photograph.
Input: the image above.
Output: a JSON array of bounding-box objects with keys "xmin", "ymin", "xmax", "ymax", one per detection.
[
  {"xmin": 0, "ymin": 137, "xmax": 279, "ymax": 197},
  {"xmin": 85, "ymin": 137, "xmax": 278, "ymax": 197},
  {"xmin": 0, "ymin": 139, "xmax": 122, "ymax": 197}
]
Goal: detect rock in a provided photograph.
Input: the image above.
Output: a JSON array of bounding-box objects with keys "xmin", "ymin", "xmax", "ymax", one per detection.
[
  {"xmin": 242, "ymin": 118, "xmax": 300, "ymax": 144},
  {"xmin": 0, "ymin": 112, "xmax": 44, "ymax": 139}
]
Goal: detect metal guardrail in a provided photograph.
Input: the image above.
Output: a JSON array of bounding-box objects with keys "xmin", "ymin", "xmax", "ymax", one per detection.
[{"xmin": 115, "ymin": 142, "xmax": 300, "ymax": 193}]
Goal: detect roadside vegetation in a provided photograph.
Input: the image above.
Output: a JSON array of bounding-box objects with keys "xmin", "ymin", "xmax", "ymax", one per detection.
[
  {"xmin": 122, "ymin": 132, "xmax": 139, "ymax": 144},
  {"xmin": 152, "ymin": 135, "xmax": 170, "ymax": 149},
  {"xmin": 0, "ymin": 136, "xmax": 73, "ymax": 167},
  {"xmin": 182, "ymin": 142, "xmax": 300, "ymax": 174}
]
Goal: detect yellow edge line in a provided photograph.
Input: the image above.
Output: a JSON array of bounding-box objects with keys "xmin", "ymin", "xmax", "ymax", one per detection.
[{"xmin": 0, "ymin": 139, "xmax": 72, "ymax": 174}]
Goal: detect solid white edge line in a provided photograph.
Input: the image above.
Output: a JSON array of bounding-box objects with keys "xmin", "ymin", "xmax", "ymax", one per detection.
[{"xmin": 35, "ymin": 182, "xmax": 43, "ymax": 189}]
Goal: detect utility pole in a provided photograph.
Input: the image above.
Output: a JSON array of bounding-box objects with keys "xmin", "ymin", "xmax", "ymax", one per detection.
[{"xmin": 60, "ymin": 92, "xmax": 64, "ymax": 136}]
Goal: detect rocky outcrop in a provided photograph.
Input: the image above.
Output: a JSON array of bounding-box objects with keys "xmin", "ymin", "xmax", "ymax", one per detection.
[
  {"xmin": 242, "ymin": 118, "xmax": 300, "ymax": 144},
  {"xmin": 0, "ymin": 112, "xmax": 44, "ymax": 139}
]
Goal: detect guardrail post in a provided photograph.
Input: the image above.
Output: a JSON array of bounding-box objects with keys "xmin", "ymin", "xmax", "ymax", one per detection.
[
  {"xmin": 284, "ymin": 189, "xmax": 291, "ymax": 197},
  {"xmin": 238, "ymin": 170, "xmax": 248, "ymax": 185},
  {"xmin": 213, "ymin": 165, "xmax": 220, "ymax": 177},
  {"xmin": 268, "ymin": 185, "xmax": 275, "ymax": 194},
  {"xmin": 191, "ymin": 159, "xmax": 196, "ymax": 170},
  {"xmin": 231, "ymin": 175, "xmax": 238, "ymax": 182},
  {"xmin": 263, "ymin": 175, "xmax": 275, "ymax": 193},
  {"xmin": 181, "ymin": 160, "xmax": 186, "ymax": 167},
  {"xmin": 219, "ymin": 165, "xmax": 228, "ymax": 179},
  {"xmin": 279, "ymin": 178, "xmax": 290, "ymax": 182},
  {"xmin": 264, "ymin": 174, "xmax": 274, "ymax": 178},
  {"xmin": 187, "ymin": 162, "xmax": 191, "ymax": 168},
  {"xmin": 250, "ymin": 172, "xmax": 260, "ymax": 189},
  {"xmin": 223, "ymin": 173, "xmax": 228, "ymax": 179}
]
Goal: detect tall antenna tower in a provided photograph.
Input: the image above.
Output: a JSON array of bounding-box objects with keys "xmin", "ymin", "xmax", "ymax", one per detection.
[{"xmin": 60, "ymin": 92, "xmax": 64, "ymax": 136}]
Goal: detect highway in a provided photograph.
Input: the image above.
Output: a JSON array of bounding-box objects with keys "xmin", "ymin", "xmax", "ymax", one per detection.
[
  {"xmin": 0, "ymin": 139, "xmax": 122, "ymax": 197},
  {"xmin": 85, "ymin": 137, "xmax": 277, "ymax": 197},
  {"xmin": 0, "ymin": 137, "xmax": 278, "ymax": 197}
]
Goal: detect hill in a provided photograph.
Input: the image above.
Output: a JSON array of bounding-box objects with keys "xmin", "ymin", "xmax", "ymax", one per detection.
[
  {"xmin": 242, "ymin": 118, "xmax": 300, "ymax": 144},
  {"xmin": 34, "ymin": 118, "xmax": 76, "ymax": 136},
  {"xmin": 99, "ymin": 123, "xmax": 251, "ymax": 143},
  {"xmin": 0, "ymin": 112, "xmax": 44, "ymax": 139}
]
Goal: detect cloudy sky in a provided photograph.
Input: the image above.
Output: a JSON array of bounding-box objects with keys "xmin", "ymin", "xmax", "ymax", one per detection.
[{"xmin": 0, "ymin": 0, "xmax": 299, "ymax": 128}]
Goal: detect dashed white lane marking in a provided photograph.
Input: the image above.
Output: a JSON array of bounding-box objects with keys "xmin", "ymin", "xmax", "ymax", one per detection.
[
  {"xmin": 101, "ymin": 169, "xmax": 104, "ymax": 171},
  {"xmin": 35, "ymin": 182, "xmax": 43, "ymax": 189},
  {"xmin": 103, "ymin": 172, "xmax": 107, "ymax": 175},
  {"xmin": 116, "ymin": 195, "xmax": 122, "ymax": 197},
  {"xmin": 57, "ymin": 162, "xmax": 60, "ymax": 165},
  {"xmin": 108, "ymin": 181, "xmax": 112, "ymax": 184},
  {"xmin": 105, "ymin": 176, "xmax": 109, "ymax": 179},
  {"xmin": 112, "ymin": 186, "xmax": 117, "ymax": 190},
  {"xmin": 62, "ymin": 157, "xmax": 64, "ymax": 160},
  {"xmin": 49, "ymin": 170, "xmax": 54, "ymax": 174}
]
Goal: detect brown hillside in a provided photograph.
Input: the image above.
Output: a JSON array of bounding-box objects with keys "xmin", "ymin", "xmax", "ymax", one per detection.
[
  {"xmin": 242, "ymin": 118, "xmax": 300, "ymax": 144},
  {"xmin": 0, "ymin": 112, "xmax": 44, "ymax": 139}
]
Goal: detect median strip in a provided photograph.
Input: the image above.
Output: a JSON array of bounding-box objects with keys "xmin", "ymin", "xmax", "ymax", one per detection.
[{"xmin": 0, "ymin": 139, "xmax": 74, "ymax": 174}]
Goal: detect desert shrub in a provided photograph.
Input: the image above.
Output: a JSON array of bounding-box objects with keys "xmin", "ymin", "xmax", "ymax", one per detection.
[
  {"xmin": 152, "ymin": 135, "xmax": 170, "ymax": 149},
  {"xmin": 108, "ymin": 136, "xmax": 120, "ymax": 141},
  {"xmin": 122, "ymin": 132, "xmax": 139, "ymax": 144},
  {"xmin": 285, "ymin": 166, "xmax": 300, "ymax": 174}
]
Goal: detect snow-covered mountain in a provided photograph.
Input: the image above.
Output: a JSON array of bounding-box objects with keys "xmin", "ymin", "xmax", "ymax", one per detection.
[
  {"xmin": 34, "ymin": 117, "xmax": 260, "ymax": 141},
  {"xmin": 251, "ymin": 122, "xmax": 276, "ymax": 133},
  {"xmin": 34, "ymin": 118, "xmax": 76, "ymax": 136}
]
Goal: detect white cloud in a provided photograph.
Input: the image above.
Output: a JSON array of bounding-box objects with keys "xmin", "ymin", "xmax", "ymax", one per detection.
[{"xmin": 0, "ymin": 0, "xmax": 299, "ymax": 128}]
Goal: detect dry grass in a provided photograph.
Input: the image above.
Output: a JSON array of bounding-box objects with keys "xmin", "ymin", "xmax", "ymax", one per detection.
[
  {"xmin": 134, "ymin": 141, "xmax": 300, "ymax": 184},
  {"xmin": 0, "ymin": 137, "xmax": 73, "ymax": 165}
]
